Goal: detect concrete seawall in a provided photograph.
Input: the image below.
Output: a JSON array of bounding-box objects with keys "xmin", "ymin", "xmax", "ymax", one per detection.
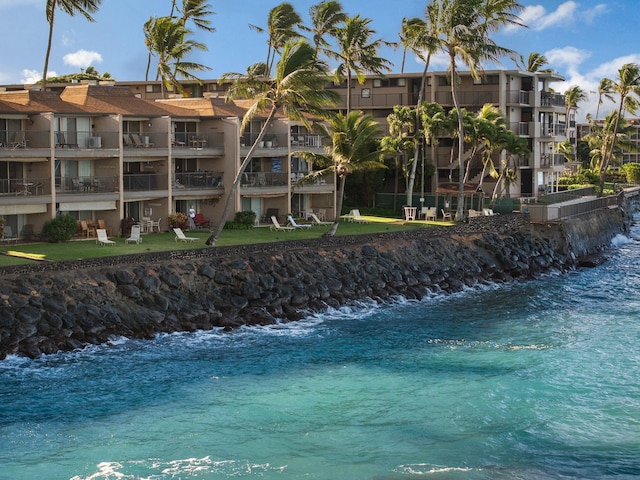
[{"xmin": 0, "ymin": 208, "xmax": 629, "ymax": 359}]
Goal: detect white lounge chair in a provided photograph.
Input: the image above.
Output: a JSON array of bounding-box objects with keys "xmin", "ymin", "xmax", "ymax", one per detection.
[
  {"xmin": 287, "ymin": 215, "xmax": 312, "ymax": 229},
  {"xmin": 270, "ymin": 216, "xmax": 294, "ymax": 232},
  {"xmin": 174, "ymin": 227, "xmax": 197, "ymax": 243},
  {"xmin": 343, "ymin": 209, "xmax": 369, "ymax": 223},
  {"xmin": 309, "ymin": 212, "xmax": 332, "ymax": 226},
  {"xmin": 125, "ymin": 224, "xmax": 142, "ymax": 244},
  {"xmin": 96, "ymin": 228, "xmax": 115, "ymax": 246}
]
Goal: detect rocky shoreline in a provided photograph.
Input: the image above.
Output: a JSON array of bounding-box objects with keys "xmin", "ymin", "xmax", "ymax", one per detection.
[{"xmin": 0, "ymin": 208, "xmax": 630, "ymax": 360}]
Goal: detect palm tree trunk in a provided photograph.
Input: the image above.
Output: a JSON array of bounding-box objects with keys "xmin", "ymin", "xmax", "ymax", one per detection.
[
  {"xmin": 205, "ymin": 106, "xmax": 276, "ymax": 246},
  {"xmin": 449, "ymin": 53, "xmax": 465, "ymax": 221},
  {"xmin": 406, "ymin": 57, "xmax": 430, "ymax": 207},
  {"xmin": 42, "ymin": 2, "xmax": 56, "ymax": 91},
  {"xmin": 324, "ymin": 172, "xmax": 347, "ymax": 237},
  {"xmin": 599, "ymin": 102, "xmax": 624, "ymax": 195},
  {"xmin": 346, "ymin": 70, "xmax": 352, "ymax": 113}
]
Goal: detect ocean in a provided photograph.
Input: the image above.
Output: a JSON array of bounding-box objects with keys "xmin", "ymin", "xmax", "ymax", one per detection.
[{"xmin": 1, "ymin": 222, "xmax": 639, "ymax": 480}]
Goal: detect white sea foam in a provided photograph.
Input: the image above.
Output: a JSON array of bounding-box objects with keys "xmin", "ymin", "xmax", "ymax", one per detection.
[
  {"xmin": 397, "ymin": 463, "xmax": 478, "ymax": 475},
  {"xmin": 611, "ymin": 233, "xmax": 633, "ymax": 247}
]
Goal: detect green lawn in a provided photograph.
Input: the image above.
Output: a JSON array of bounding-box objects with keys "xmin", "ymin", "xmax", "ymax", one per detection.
[{"xmin": 0, "ymin": 216, "xmax": 452, "ymax": 266}]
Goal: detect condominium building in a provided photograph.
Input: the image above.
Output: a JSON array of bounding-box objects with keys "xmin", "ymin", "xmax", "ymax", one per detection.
[
  {"xmin": 0, "ymin": 84, "xmax": 332, "ymax": 240},
  {"xmin": 0, "ymin": 68, "xmax": 569, "ymax": 238}
]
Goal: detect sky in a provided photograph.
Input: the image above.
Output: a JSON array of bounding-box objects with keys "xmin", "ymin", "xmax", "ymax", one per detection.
[{"xmin": 0, "ymin": 0, "xmax": 638, "ymax": 121}]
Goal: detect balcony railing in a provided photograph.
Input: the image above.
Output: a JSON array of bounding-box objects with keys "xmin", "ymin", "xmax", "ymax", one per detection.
[
  {"xmin": 123, "ymin": 173, "xmax": 168, "ymax": 191},
  {"xmin": 540, "ymin": 92, "xmax": 565, "ymax": 107},
  {"xmin": 240, "ymin": 132, "xmax": 289, "ymax": 148},
  {"xmin": 240, "ymin": 172, "xmax": 289, "ymax": 187},
  {"xmin": 290, "ymin": 133, "xmax": 324, "ymax": 148},
  {"xmin": 290, "ymin": 171, "xmax": 334, "ymax": 186},
  {"xmin": 540, "ymin": 123, "xmax": 566, "ymax": 137},
  {"xmin": 507, "ymin": 90, "xmax": 531, "ymax": 105},
  {"xmin": 509, "ymin": 122, "xmax": 531, "ymax": 136},
  {"xmin": 0, "ymin": 177, "xmax": 50, "ymax": 196},
  {"xmin": 175, "ymin": 171, "xmax": 224, "ymax": 188},
  {"xmin": 171, "ymin": 132, "xmax": 224, "ymax": 149},
  {"xmin": 59, "ymin": 175, "xmax": 118, "ymax": 193},
  {"xmin": 434, "ymin": 89, "xmax": 500, "ymax": 106}
]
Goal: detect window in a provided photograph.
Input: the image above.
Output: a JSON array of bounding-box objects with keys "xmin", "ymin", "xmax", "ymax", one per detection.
[
  {"xmin": 373, "ymin": 79, "xmax": 382, "ymax": 87},
  {"xmin": 361, "ymin": 88, "xmax": 371, "ymax": 98}
]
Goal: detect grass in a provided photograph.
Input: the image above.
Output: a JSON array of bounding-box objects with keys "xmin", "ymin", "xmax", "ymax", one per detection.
[{"xmin": 0, "ymin": 216, "xmax": 454, "ymax": 267}]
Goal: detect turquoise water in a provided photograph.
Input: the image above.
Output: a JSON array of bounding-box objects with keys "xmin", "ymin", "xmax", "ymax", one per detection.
[{"xmin": 1, "ymin": 231, "xmax": 640, "ymax": 479}]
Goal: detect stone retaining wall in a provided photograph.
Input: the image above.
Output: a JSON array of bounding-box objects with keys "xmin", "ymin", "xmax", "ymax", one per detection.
[{"xmin": 0, "ymin": 209, "xmax": 628, "ymax": 359}]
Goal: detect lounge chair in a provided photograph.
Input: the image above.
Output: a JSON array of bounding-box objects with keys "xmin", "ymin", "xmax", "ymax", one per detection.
[
  {"xmin": 483, "ymin": 208, "xmax": 497, "ymax": 216},
  {"xmin": 342, "ymin": 209, "xmax": 369, "ymax": 223},
  {"xmin": 468, "ymin": 209, "xmax": 483, "ymax": 218},
  {"xmin": 270, "ymin": 216, "xmax": 294, "ymax": 232},
  {"xmin": 193, "ymin": 213, "xmax": 210, "ymax": 229},
  {"xmin": 174, "ymin": 227, "xmax": 197, "ymax": 243},
  {"xmin": 309, "ymin": 212, "xmax": 332, "ymax": 226},
  {"xmin": 9, "ymin": 132, "xmax": 26, "ymax": 149},
  {"xmin": 131, "ymin": 133, "xmax": 153, "ymax": 148},
  {"xmin": 96, "ymin": 228, "xmax": 115, "ymax": 246},
  {"xmin": 55, "ymin": 132, "xmax": 78, "ymax": 148},
  {"xmin": 1, "ymin": 225, "xmax": 18, "ymax": 244},
  {"xmin": 125, "ymin": 224, "xmax": 142, "ymax": 244},
  {"xmin": 287, "ymin": 215, "xmax": 312, "ymax": 229},
  {"xmin": 422, "ymin": 207, "xmax": 437, "ymax": 221}
]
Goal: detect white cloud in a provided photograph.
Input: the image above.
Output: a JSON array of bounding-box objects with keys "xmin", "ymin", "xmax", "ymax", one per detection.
[
  {"xmin": 507, "ymin": 1, "xmax": 577, "ymax": 32},
  {"xmin": 545, "ymin": 46, "xmax": 591, "ymax": 72},
  {"xmin": 63, "ymin": 50, "xmax": 103, "ymax": 69},
  {"xmin": 582, "ymin": 4, "xmax": 607, "ymax": 24},
  {"xmin": 19, "ymin": 69, "xmax": 58, "ymax": 84},
  {"xmin": 550, "ymin": 54, "xmax": 640, "ymax": 122},
  {"xmin": 508, "ymin": 2, "xmax": 607, "ymax": 33}
]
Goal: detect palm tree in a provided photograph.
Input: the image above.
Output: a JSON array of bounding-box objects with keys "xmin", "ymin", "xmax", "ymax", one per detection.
[
  {"xmin": 595, "ymin": 77, "xmax": 614, "ymax": 119},
  {"xmin": 598, "ymin": 63, "xmax": 640, "ymax": 194},
  {"xmin": 250, "ymin": 2, "xmax": 304, "ymax": 78},
  {"xmin": 492, "ymin": 131, "xmax": 528, "ymax": 199},
  {"xmin": 330, "ymin": 15, "xmax": 392, "ymax": 113},
  {"xmin": 205, "ymin": 40, "xmax": 340, "ymax": 246},
  {"xmin": 300, "ymin": 111, "xmax": 384, "ymax": 237},
  {"xmin": 144, "ymin": 16, "xmax": 210, "ymax": 97},
  {"xmin": 513, "ymin": 51, "xmax": 549, "ymax": 72},
  {"xmin": 398, "ymin": 3, "xmax": 442, "ymax": 206},
  {"xmin": 585, "ymin": 112, "xmax": 637, "ymax": 176},
  {"xmin": 43, "ymin": 0, "xmax": 102, "ymax": 91},
  {"xmin": 435, "ymin": 0, "xmax": 524, "ymax": 220},
  {"xmin": 172, "ymin": 0, "xmax": 216, "ymax": 33},
  {"xmin": 564, "ymin": 85, "xmax": 587, "ymax": 162},
  {"xmin": 306, "ymin": 0, "xmax": 347, "ymax": 56}
]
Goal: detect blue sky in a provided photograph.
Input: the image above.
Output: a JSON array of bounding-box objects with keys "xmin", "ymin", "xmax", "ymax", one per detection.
[{"xmin": 0, "ymin": 0, "xmax": 638, "ymax": 119}]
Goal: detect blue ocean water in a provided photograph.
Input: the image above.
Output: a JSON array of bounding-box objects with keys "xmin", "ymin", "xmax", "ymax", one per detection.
[{"xmin": 1, "ymin": 228, "xmax": 640, "ymax": 480}]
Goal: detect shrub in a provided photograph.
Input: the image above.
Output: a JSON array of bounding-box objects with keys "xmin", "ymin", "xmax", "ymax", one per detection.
[
  {"xmin": 623, "ymin": 163, "xmax": 640, "ymax": 183},
  {"xmin": 234, "ymin": 210, "xmax": 256, "ymax": 226},
  {"xmin": 42, "ymin": 214, "xmax": 78, "ymax": 242},
  {"xmin": 168, "ymin": 212, "xmax": 189, "ymax": 230}
]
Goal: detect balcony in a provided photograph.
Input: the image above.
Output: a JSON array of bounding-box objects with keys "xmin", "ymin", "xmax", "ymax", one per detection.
[
  {"xmin": 507, "ymin": 90, "xmax": 532, "ymax": 105},
  {"xmin": 540, "ymin": 92, "xmax": 565, "ymax": 107},
  {"xmin": 175, "ymin": 171, "xmax": 224, "ymax": 189},
  {"xmin": 123, "ymin": 173, "xmax": 168, "ymax": 191},
  {"xmin": 289, "ymin": 133, "xmax": 324, "ymax": 148},
  {"xmin": 240, "ymin": 172, "xmax": 289, "ymax": 188},
  {"xmin": 0, "ymin": 177, "xmax": 50, "ymax": 196},
  {"xmin": 240, "ymin": 132, "xmax": 290, "ymax": 149},
  {"xmin": 59, "ymin": 175, "xmax": 118, "ymax": 194},
  {"xmin": 171, "ymin": 132, "xmax": 224, "ymax": 151},
  {"xmin": 540, "ymin": 123, "xmax": 566, "ymax": 137},
  {"xmin": 509, "ymin": 122, "xmax": 531, "ymax": 136}
]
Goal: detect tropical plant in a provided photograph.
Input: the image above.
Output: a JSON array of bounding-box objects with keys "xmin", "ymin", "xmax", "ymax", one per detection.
[
  {"xmin": 434, "ymin": 0, "xmax": 525, "ymax": 220},
  {"xmin": 623, "ymin": 162, "xmax": 640, "ymax": 184},
  {"xmin": 597, "ymin": 63, "xmax": 640, "ymax": 194},
  {"xmin": 381, "ymin": 105, "xmax": 419, "ymax": 204},
  {"xmin": 43, "ymin": 0, "xmax": 102, "ymax": 91},
  {"xmin": 491, "ymin": 130, "xmax": 529, "ymax": 199},
  {"xmin": 330, "ymin": 15, "xmax": 392, "ymax": 112},
  {"xmin": 306, "ymin": 0, "xmax": 347, "ymax": 55},
  {"xmin": 144, "ymin": 16, "xmax": 210, "ymax": 97},
  {"xmin": 513, "ymin": 51, "xmax": 550, "ymax": 72},
  {"xmin": 168, "ymin": 212, "xmax": 190, "ymax": 229},
  {"xmin": 398, "ymin": 3, "xmax": 442, "ymax": 205},
  {"xmin": 595, "ymin": 77, "xmax": 615, "ymax": 120},
  {"xmin": 42, "ymin": 214, "xmax": 78, "ymax": 242},
  {"xmin": 299, "ymin": 111, "xmax": 385, "ymax": 237},
  {"xmin": 563, "ymin": 85, "xmax": 587, "ymax": 162},
  {"xmin": 250, "ymin": 2, "xmax": 304, "ymax": 77},
  {"xmin": 205, "ymin": 40, "xmax": 340, "ymax": 246},
  {"xmin": 584, "ymin": 111, "xmax": 637, "ymax": 175},
  {"xmin": 171, "ymin": 0, "xmax": 216, "ymax": 33}
]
